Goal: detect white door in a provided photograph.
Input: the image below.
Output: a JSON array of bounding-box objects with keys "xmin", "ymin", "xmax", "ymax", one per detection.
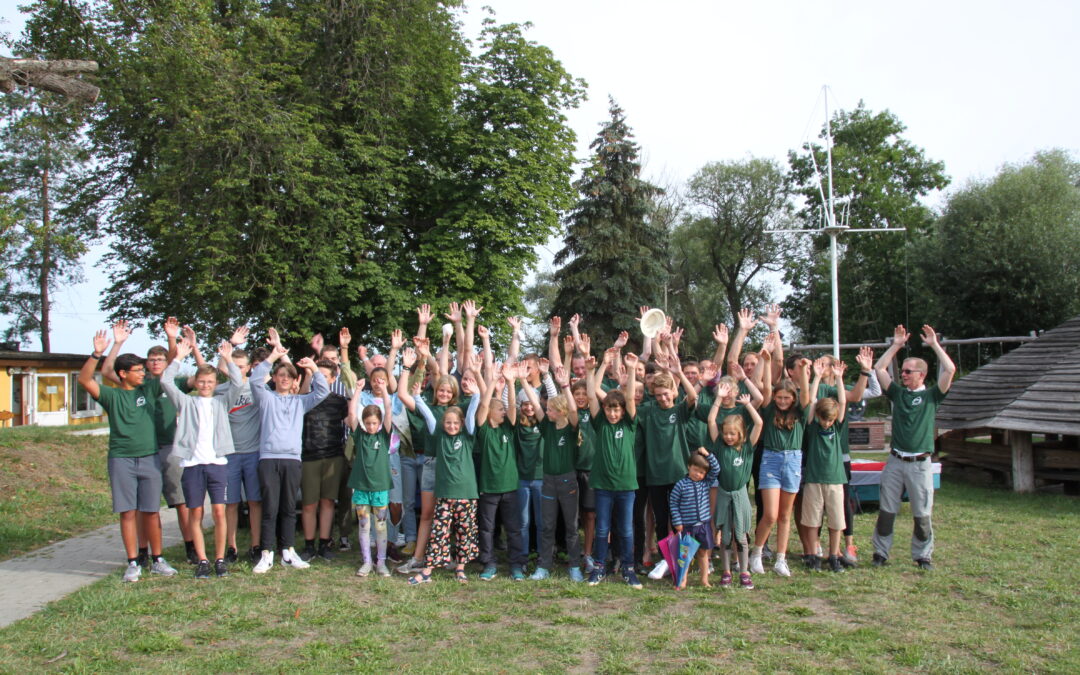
[{"xmin": 34, "ymin": 374, "xmax": 68, "ymax": 426}]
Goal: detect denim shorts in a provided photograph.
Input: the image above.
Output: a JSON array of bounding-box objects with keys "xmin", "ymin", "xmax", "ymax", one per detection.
[
  {"xmin": 758, "ymin": 449, "xmax": 802, "ymax": 493},
  {"xmin": 388, "ymin": 452, "xmax": 403, "ymax": 503},
  {"xmin": 420, "ymin": 455, "xmax": 437, "ymax": 493}
]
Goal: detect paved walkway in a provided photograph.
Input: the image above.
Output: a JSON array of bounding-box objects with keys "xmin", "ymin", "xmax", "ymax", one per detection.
[{"xmin": 0, "ymin": 507, "xmax": 206, "ymax": 629}]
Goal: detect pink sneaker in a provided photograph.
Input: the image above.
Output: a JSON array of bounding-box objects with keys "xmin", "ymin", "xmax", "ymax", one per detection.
[{"xmin": 739, "ymin": 572, "xmax": 754, "ymax": 590}]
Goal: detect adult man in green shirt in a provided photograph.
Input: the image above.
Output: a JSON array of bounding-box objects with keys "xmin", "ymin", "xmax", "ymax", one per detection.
[
  {"xmin": 79, "ymin": 330, "xmax": 178, "ymax": 583},
  {"xmin": 872, "ymin": 325, "xmax": 955, "ymax": 570}
]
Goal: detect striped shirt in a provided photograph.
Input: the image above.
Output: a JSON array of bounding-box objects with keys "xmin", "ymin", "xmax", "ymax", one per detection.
[{"xmin": 668, "ymin": 453, "xmax": 720, "ymax": 526}]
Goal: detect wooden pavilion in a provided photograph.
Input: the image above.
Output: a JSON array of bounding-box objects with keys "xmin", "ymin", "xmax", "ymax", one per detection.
[{"xmin": 936, "ymin": 316, "xmax": 1080, "ymax": 493}]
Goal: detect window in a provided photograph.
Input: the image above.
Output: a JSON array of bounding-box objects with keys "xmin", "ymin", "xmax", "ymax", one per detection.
[{"xmin": 70, "ymin": 373, "xmax": 102, "ymax": 418}]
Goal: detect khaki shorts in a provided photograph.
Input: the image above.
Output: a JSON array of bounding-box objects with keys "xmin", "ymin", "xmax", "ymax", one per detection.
[
  {"xmin": 800, "ymin": 482, "xmax": 846, "ymax": 531},
  {"xmin": 301, "ymin": 456, "xmax": 346, "ymax": 505}
]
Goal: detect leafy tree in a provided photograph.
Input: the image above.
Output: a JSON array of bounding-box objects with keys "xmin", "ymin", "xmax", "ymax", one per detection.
[
  {"xmin": 0, "ymin": 0, "xmax": 97, "ymax": 351},
  {"xmin": 786, "ymin": 102, "xmax": 948, "ymax": 344},
  {"xmin": 666, "ymin": 158, "xmax": 794, "ymax": 357},
  {"xmin": 918, "ymin": 150, "xmax": 1080, "ymax": 337},
  {"xmin": 54, "ymin": 1, "xmax": 582, "ymax": 346},
  {"xmin": 550, "ymin": 98, "xmax": 667, "ymax": 345}
]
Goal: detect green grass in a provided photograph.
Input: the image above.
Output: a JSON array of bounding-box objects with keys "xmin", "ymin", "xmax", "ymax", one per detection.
[
  {"xmin": 0, "ymin": 424, "xmax": 114, "ymax": 560},
  {"xmin": 0, "ymin": 476, "xmax": 1077, "ymax": 672}
]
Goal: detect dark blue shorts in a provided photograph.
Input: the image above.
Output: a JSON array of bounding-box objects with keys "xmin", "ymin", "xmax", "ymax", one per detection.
[
  {"xmin": 226, "ymin": 451, "xmax": 261, "ymax": 504},
  {"xmin": 181, "ymin": 463, "xmax": 229, "ymax": 508}
]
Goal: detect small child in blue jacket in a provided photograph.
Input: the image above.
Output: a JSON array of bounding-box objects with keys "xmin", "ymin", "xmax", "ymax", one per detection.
[{"xmin": 669, "ymin": 448, "xmax": 720, "ymax": 588}]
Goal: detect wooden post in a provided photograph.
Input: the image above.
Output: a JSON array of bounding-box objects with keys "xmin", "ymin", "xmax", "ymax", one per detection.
[{"xmin": 1008, "ymin": 430, "xmax": 1035, "ymax": 493}]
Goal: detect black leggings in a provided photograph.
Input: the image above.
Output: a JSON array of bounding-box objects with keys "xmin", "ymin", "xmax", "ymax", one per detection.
[{"xmin": 259, "ymin": 458, "xmax": 301, "ymax": 552}]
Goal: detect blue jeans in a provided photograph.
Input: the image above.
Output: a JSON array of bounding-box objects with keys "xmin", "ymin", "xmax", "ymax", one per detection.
[
  {"xmin": 593, "ymin": 488, "xmax": 635, "ymax": 571},
  {"xmin": 399, "ymin": 454, "xmax": 425, "ymax": 542},
  {"xmin": 759, "ymin": 449, "xmax": 802, "ymax": 493},
  {"xmin": 517, "ymin": 478, "xmax": 543, "ymax": 556}
]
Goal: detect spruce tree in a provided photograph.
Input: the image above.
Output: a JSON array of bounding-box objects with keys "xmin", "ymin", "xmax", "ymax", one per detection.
[{"xmin": 550, "ymin": 99, "xmax": 667, "ymax": 345}]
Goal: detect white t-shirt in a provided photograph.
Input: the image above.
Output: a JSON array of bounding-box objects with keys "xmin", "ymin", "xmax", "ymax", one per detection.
[{"xmin": 181, "ymin": 397, "xmax": 228, "ymax": 467}]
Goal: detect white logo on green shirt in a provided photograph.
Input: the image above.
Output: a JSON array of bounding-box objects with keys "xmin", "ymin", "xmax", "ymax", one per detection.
[
  {"xmin": 453, "ymin": 440, "xmax": 462, "ymax": 450},
  {"xmin": 558, "ymin": 437, "xmax": 566, "ymax": 446},
  {"xmin": 912, "ymin": 397, "xmax": 923, "ymax": 406},
  {"xmin": 733, "ymin": 457, "xmax": 743, "ymax": 467},
  {"xmin": 136, "ymin": 396, "xmax": 146, "ymax": 406},
  {"xmin": 669, "ymin": 413, "xmax": 677, "ymax": 424},
  {"xmin": 615, "ymin": 429, "xmax": 624, "ymax": 440}
]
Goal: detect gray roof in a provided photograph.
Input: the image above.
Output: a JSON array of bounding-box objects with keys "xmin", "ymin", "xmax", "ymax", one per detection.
[{"xmin": 936, "ymin": 316, "xmax": 1080, "ymax": 435}]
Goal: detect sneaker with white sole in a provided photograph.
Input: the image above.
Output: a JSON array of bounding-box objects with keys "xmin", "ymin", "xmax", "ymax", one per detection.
[
  {"xmin": 376, "ymin": 562, "xmax": 392, "ymax": 577},
  {"xmin": 150, "ymin": 558, "xmax": 178, "ymax": 577},
  {"xmin": 397, "ymin": 558, "xmax": 423, "ymax": 574},
  {"xmin": 647, "ymin": 559, "xmax": 669, "ymax": 580},
  {"xmin": 281, "ymin": 547, "xmax": 310, "ymax": 569},
  {"xmin": 122, "ymin": 561, "xmax": 141, "ymax": 583},
  {"xmin": 749, "ymin": 549, "xmax": 765, "ymax": 574},
  {"xmin": 395, "ymin": 533, "xmax": 406, "ymax": 547},
  {"xmin": 356, "ymin": 561, "xmax": 374, "ymax": 577},
  {"xmin": 773, "ymin": 557, "xmax": 791, "ymax": 577},
  {"xmin": 584, "ymin": 555, "xmax": 596, "ymax": 573},
  {"xmin": 253, "ymin": 549, "xmax": 274, "ymax": 574}
]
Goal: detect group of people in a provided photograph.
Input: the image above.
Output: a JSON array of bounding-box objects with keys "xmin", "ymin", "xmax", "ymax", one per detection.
[{"xmin": 79, "ymin": 301, "xmax": 954, "ymax": 588}]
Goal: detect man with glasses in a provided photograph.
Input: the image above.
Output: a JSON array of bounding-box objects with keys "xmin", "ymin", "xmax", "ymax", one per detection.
[
  {"xmin": 78, "ymin": 330, "xmax": 179, "ymax": 582},
  {"xmin": 871, "ymin": 324, "xmax": 955, "ymax": 570}
]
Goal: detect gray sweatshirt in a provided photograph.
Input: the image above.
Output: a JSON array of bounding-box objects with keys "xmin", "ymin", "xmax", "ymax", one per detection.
[
  {"xmin": 249, "ymin": 360, "xmax": 329, "ymax": 460},
  {"xmin": 160, "ymin": 361, "xmax": 235, "ymax": 461}
]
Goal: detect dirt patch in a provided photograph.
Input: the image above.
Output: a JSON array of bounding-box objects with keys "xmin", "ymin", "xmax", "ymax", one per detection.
[{"xmin": 794, "ymin": 597, "xmax": 860, "ymax": 628}]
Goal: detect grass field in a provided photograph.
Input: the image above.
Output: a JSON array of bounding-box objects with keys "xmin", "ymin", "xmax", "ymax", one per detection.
[
  {"xmin": 0, "ymin": 474, "xmax": 1077, "ymax": 673},
  {"xmin": 0, "ymin": 424, "xmax": 113, "ymax": 561}
]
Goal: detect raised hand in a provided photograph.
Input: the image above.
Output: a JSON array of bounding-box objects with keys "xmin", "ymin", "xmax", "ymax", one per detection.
[
  {"xmin": 295, "ymin": 356, "xmax": 316, "ymax": 372},
  {"xmin": 563, "ymin": 334, "xmax": 574, "ymax": 353},
  {"xmin": 92, "ymin": 330, "xmax": 110, "ymax": 355},
  {"xmin": 477, "ymin": 325, "xmax": 490, "ymax": 340},
  {"xmin": 218, "ymin": 340, "xmax": 234, "ymax": 359},
  {"xmin": 737, "ymin": 308, "xmax": 756, "ymax": 331},
  {"xmin": 856, "ymin": 346, "xmax": 874, "ymax": 371},
  {"xmin": 390, "ymin": 329, "xmax": 405, "ymax": 351},
  {"xmin": 702, "ymin": 362, "xmax": 719, "ymax": 383},
  {"xmin": 538, "ymin": 357, "xmax": 550, "ymax": 374},
  {"xmin": 444, "ymin": 302, "xmax": 462, "ymax": 323},
  {"xmin": 182, "ymin": 325, "xmax": 198, "ymax": 348},
  {"xmin": 613, "ymin": 330, "xmax": 629, "ymax": 350},
  {"xmin": 413, "ymin": 337, "xmax": 431, "ymax": 360},
  {"xmin": 338, "ymin": 327, "xmax": 351, "ymax": 349},
  {"xmin": 270, "ymin": 344, "xmax": 289, "ymax": 361},
  {"xmin": 671, "ymin": 327, "xmax": 684, "ymax": 352},
  {"xmin": 624, "ymin": 352, "xmax": 639, "ymax": 369},
  {"xmin": 230, "ymin": 325, "xmax": 250, "ymax": 346},
  {"xmin": 736, "ymin": 393, "xmax": 752, "ymax": 407},
  {"xmin": 833, "ymin": 360, "xmax": 848, "ymax": 378},
  {"xmin": 416, "ymin": 304, "xmax": 433, "ymax": 326},
  {"xmin": 310, "ymin": 332, "xmax": 324, "ymax": 355},
  {"xmin": 163, "ymin": 316, "xmax": 180, "ymax": 340},
  {"xmin": 759, "ymin": 304, "xmax": 782, "ymax": 330},
  {"xmin": 506, "ymin": 315, "xmax": 522, "ymax": 331},
  {"xmin": 713, "ymin": 324, "xmax": 729, "ymax": 345},
  {"xmin": 892, "ymin": 325, "xmax": 911, "ymax": 347},
  {"xmin": 639, "ymin": 306, "xmax": 651, "ymax": 320},
  {"xmin": 717, "ymin": 381, "xmax": 734, "ymax": 400},
  {"xmin": 357, "ymin": 344, "xmax": 369, "ymax": 362},
  {"xmin": 175, "ymin": 339, "xmax": 193, "ymax": 360},
  {"xmin": 111, "ymin": 320, "xmax": 133, "ymax": 344},
  {"xmin": 553, "ymin": 365, "xmax": 570, "ymax": 388},
  {"xmin": 463, "ymin": 299, "xmax": 483, "ymax": 318},
  {"xmin": 921, "ymin": 325, "xmax": 939, "ymax": 347},
  {"xmin": 549, "ymin": 315, "xmax": 562, "ymax": 334},
  {"xmin": 402, "ymin": 347, "xmax": 417, "ymax": 369},
  {"xmin": 579, "ymin": 334, "xmax": 591, "ymax": 357},
  {"xmin": 568, "ymin": 313, "xmax": 581, "ymax": 331},
  {"xmin": 267, "ymin": 327, "xmax": 282, "ymax": 349},
  {"xmin": 356, "ymin": 378, "xmax": 367, "ymax": 393},
  {"xmin": 585, "ymin": 355, "xmax": 597, "ymax": 371},
  {"xmin": 813, "ymin": 357, "xmax": 828, "ymax": 377}
]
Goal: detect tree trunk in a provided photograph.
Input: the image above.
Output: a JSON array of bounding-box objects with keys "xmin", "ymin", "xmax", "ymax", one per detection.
[
  {"xmin": 39, "ymin": 157, "xmax": 51, "ymax": 353},
  {"xmin": 1, "ymin": 58, "xmax": 100, "ymax": 104}
]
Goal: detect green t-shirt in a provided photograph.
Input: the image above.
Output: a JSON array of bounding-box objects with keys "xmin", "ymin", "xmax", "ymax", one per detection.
[
  {"xmin": 588, "ymin": 413, "xmax": 638, "ymax": 491},
  {"xmin": 348, "ymin": 429, "xmax": 392, "ymax": 492},
  {"xmin": 540, "ymin": 419, "xmax": 577, "ymax": 476},
  {"xmin": 803, "ymin": 418, "xmax": 847, "ymax": 484},
  {"xmin": 432, "ymin": 428, "xmax": 478, "ymax": 499},
  {"xmin": 476, "ymin": 421, "xmax": 518, "ymax": 494},
  {"xmin": 147, "ymin": 375, "xmax": 188, "ymax": 447},
  {"xmin": 601, "ymin": 377, "xmax": 620, "ymax": 392},
  {"xmin": 639, "ymin": 399, "xmax": 695, "ymax": 486},
  {"xmin": 887, "ymin": 382, "xmax": 946, "ymax": 453},
  {"xmin": 422, "ymin": 403, "xmax": 449, "ymax": 454},
  {"xmin": 759, "ymin": 402, "xmax": 807, "ymax": 451},
  {"xmin": 515, "ymin": 422, "xmax": 544, "ymax": 480},
  {"xmin": 704, "ymin": 439, "xmax": 755, "ymax": 492},
  {"xmin": 816, "ymin": 381, "xmax": 854, "ymax": 452},
  {"xmin": 575, "ymin": 407, "xmax": 596, "ymax": 471},
  {"xmin": 96, "ymin": 383, "xmax": 160, "ymax": 459}
]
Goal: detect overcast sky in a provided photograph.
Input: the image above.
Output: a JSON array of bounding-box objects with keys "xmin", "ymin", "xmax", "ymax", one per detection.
[{"xmin": 2, "ymin": 0, "xmax": 1078, "ymax": 355}]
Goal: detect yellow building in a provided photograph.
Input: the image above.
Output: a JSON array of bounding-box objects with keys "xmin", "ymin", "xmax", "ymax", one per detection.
[{"xmin": 0, "ymin": 350, "xmax": 106, "ymax": 427}]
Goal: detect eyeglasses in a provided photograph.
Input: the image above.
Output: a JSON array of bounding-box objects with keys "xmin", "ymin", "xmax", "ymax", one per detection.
[
  {"xmin": 900, "ymin": 369, "xmax": 924, "ymax": 375},
  {"xmin": 127, "ymin": 367, "xmax": 146, "ymax": 374}
]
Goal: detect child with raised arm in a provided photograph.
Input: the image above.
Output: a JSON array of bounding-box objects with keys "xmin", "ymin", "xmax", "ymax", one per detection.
[
  {"xmin": 669, "ymin": 447, "xmax": 721, "ymax": 588},
  {"xmin": 586, "ymin": 349, "xmax": 641, "ymax": 588},
  {"xmin": 749, "ymin": 333, "xmax": 812, "ymax": 578},
  {"xmin": 531, "ymin": 365, "xmax": 583, "ymax": 582},
  {"xmin": 161, "ymin": 339, "xmax": 236, "ymax": 578},
  {"xmin": 250, "ymin": 342, "xmax": 330, "ymax": 574},
  {"xmin": 397, "ymin": 349, "xmax": 483, "ymax": 584},
  {"xmin": 475, "ymin": 361, "xmax": 527, "ymax": 580},
  {"xmin": 78, "ymin": 330, "xmax": 178, "ymax": 582},
  {"xmin": 345, "ymin": 371, "xmax": 394, "ymax": 577},
  {"xmin": 516, "ymin": 369, "xmax": 546, "ymax": 566},
  {"xmin": 802, "ymin": 358, "xmax": 849, "ymax": 573},
  {"xmin": 708, "ymin": 393, "xmax": 763, "ymax": 589}
]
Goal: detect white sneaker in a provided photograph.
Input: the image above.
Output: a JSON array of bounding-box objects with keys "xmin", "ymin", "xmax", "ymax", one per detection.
[
  {"xmin": 749, "ymin": 549, "xmax": 765, "ymax": 575},
  {"xmin": 281, "ymin": 547, "xmax": 310, "ymax": 569},
  {"xmin": 647, "ymin": 559, "xmax": 669, "ymax": 580},
  {"xmin": 122, "ymin": 561, "xmax": 141, "ymax": 583},
  {"xmin": 773, "ymin": 557, "xmax": 791, "ymax": 577},
  {"xmin": 253, "ymin": 549, "xmax": 274, "ymax": 574},
  {"xmin": 397, "ymin": 558, "xmax": 422, "ymax": 574},
  {"xmin": 376, "ymin": 562, "xmax": 391, "ymax": 577},
  {"xmin": 356, "ymin": 561, "xmax": 373, "ymax": 577},
  {"xmin": 395, "ymin": 533, "xmax": 406, "ymax": 547}
]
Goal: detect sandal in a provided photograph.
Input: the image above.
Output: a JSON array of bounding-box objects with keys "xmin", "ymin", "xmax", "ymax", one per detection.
[
  {"xmin": 455, "ymin": 569, "xmax": 469, "ymax": 584},
  {"xmin": 407, "ymin": 571, "xmax": 432, "ymax": 585}
]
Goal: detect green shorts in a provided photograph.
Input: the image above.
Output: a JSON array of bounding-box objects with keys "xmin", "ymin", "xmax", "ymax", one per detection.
[
  {"xmin": 301, "ymin": 456, "xmax": 345, "ymax": 505},
  {"xmin": 352, "ymin": 489, "xmax": 390, "ymax": 508}
]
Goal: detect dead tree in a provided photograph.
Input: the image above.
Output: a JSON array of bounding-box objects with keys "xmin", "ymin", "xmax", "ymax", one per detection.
[{"xmin": 0, "ymin": 58, "xmax": 99, "ymax": 104}]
